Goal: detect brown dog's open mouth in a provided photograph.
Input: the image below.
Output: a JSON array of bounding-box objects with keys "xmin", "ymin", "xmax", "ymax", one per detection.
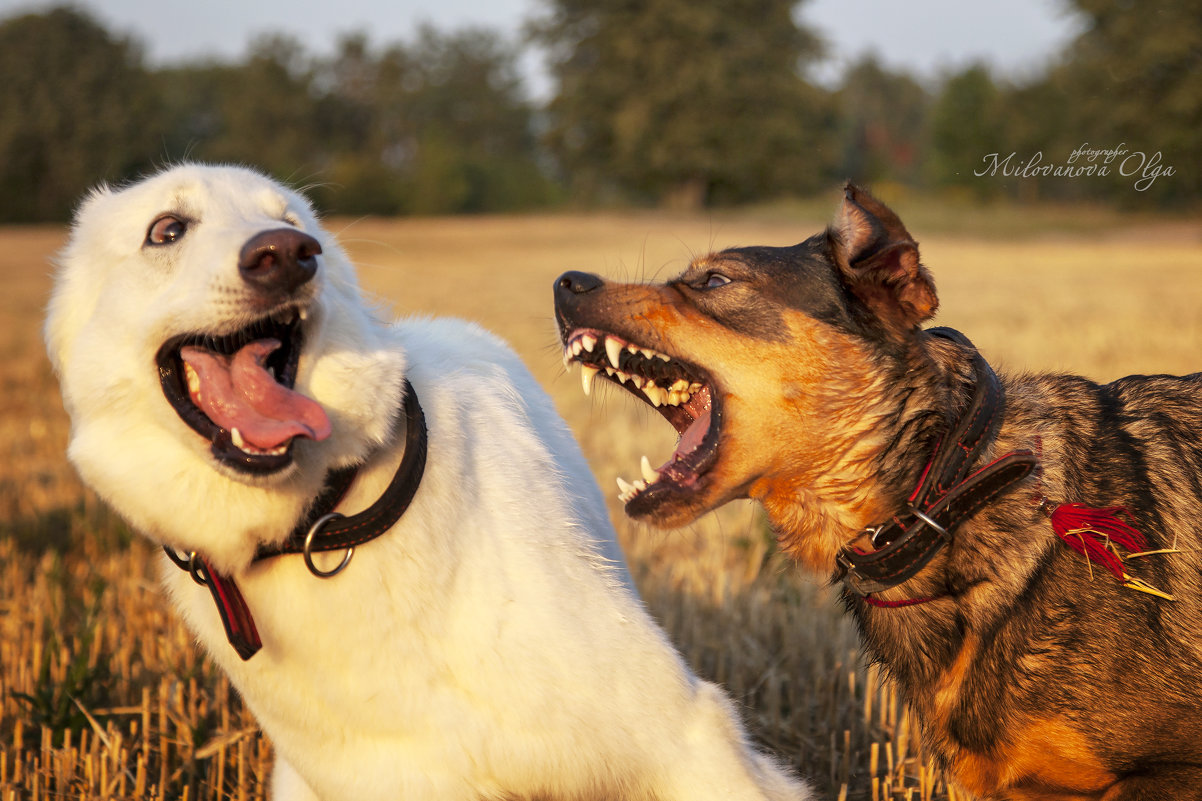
[
  {"xmin": 563, "ymin": 328, "xmax": 722, "ymax": 513},
  {"xmin": 156, "ymin": 308, "xmax": 331, "ymax": 475}
]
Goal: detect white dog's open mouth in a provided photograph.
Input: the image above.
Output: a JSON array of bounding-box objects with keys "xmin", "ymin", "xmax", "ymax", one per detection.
[{"xmin": 155, "ymin": 309, "xmax": 330, "ymax": 474}]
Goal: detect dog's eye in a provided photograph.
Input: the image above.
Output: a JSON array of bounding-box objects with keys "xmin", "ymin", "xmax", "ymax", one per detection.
[
  {"xmin": 702, "ymin": 272, "xmax": 732, "ymax": 289},
  {"xmin": 147, "ymin": 215, "xmax": 187, "ymax": 246}
]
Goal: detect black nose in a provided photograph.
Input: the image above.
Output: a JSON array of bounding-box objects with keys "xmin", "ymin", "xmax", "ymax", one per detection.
[
  {"xmin": 239, "ymin": 228, "xmax": 322, "ymax": 295},
  {"xmin": 555, "ymin": 270, "xmax": 604, "ymax": 297}
]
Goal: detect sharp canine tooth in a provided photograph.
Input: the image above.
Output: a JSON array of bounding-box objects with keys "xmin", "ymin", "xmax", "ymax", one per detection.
[
  {"xmin": 641, "ymin": 456, "xmax": 659, "ymax": 483},
  {"xmin": 581, "ymin": 364, "xmax": 599, "ymax": 395},
  {"xmin": 617, "ymin": 477, "xmax": 635, "ymax": 496},
  {"xmin": 605, "ymin": 338, "xmax": 624, "ymax": 368},
  {"xmin": 184, "ymin": 363, "xmax": 201, "ymax": 395},
  {"xmin": 581, "ymin": 334, "xmax": 597, "ymax": 353}
]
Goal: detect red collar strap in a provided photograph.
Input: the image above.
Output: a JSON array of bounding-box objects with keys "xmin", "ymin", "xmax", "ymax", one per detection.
[
  {"xmin": 166, "ymin": 378, "xmax": 428, "ymax": 659},
  {"xmin": 835, "ymin": 329, "xmax": 1037, "ymax": 601}
]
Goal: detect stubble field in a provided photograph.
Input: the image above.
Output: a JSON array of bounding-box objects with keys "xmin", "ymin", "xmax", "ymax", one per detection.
[{"xmin": 1, "ymin": 200, "xmax": 1199, "ymax": 800}]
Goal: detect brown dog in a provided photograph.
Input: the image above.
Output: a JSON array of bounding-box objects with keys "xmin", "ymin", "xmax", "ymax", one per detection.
[{"xmin": 553, "ymin": 185, "xmax": 1202, "ymax": 800}]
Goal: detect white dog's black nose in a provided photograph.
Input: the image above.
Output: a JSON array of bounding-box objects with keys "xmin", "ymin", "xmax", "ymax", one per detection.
[{"xmin": 239, "ymin": 229, "xmax": 322, "ymax": 295}]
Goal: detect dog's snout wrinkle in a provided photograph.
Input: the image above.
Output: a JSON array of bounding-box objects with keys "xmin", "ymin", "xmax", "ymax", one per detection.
[{"xmin": 239, "ymin": 228, "xmax": 322, "ymax": 295}]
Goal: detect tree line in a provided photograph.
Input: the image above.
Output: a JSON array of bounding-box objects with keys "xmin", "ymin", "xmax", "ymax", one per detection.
[{"xmin": 0, "ymin": 1, "xmax": 1196, "ymax": 222}]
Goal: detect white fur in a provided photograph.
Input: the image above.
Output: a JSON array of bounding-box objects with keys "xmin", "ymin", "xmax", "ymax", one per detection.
[{"xmin": 45, "ymin": 164, "xmax": 811, "ymax": 801}]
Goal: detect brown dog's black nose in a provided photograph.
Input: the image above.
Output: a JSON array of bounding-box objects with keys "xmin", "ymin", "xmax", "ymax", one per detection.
[
  {"xmin": 555, "ymin": 270, "xmax": 604, "ymax": 297},
  {"xmin": 239, "ymin": 228, "xmax": 322, "ymax": 295}
]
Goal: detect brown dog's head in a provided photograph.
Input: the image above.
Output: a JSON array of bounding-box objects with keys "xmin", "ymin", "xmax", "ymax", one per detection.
[{"xmin": 554, "ymin": 185, "xmax": 940, "ymax": 567}]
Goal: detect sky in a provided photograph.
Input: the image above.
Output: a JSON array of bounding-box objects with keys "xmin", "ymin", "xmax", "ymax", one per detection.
[{"xmin": 0, "ymin": 0, "xmax": 1084, "ymax": 94}]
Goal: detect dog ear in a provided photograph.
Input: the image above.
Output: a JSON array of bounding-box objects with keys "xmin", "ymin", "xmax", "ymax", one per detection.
[{"xmin": 829, "ymin": 183, "xmax": 937, "ymax": 337}]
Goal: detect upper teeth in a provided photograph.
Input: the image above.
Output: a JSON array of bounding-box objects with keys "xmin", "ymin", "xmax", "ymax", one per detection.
[
  {"xmin": 563, "ymin": 331, "xmax": 695, "ymax": 408},
  {"xmin": 564, "ymin": 330, "xmax": 706, "ymax": 504}
]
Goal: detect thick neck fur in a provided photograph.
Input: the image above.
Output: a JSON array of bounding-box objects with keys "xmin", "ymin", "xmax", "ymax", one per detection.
[
  {"xmin": 762, "ymin": 332, "xmax": 985, "ymax": 683},
  {"xmin": 760, "ymin": 333, "xmax": 972, "ymax": 578}
]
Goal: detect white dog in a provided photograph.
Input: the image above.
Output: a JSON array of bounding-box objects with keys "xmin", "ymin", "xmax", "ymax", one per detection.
[{"xmin": 44, "ymin": 163, "xmax": 811, "ymax": 801}]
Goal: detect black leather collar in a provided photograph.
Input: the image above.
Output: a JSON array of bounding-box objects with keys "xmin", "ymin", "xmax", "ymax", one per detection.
[
  {"xmin": 167, "ymin": 378, "xmax": 428, "ymax": 659},
  {"xmin": 835, "ymin": 329, "xmax": 1036, "ymax": 599}
]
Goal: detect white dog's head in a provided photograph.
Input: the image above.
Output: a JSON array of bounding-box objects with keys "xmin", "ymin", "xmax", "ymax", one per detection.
[{"xmin": 46, "ymin": 164, "xmax": 406, "ymax": 572}]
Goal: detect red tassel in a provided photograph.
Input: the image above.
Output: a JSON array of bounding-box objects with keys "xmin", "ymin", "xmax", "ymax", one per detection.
[
  {"xmin": 1049, "ymin": 503, "xmax": 1146, "ymax": 581},
  {"xmin": 1045, "ymin": 502, "xmax": 1173, "ymax": 599}
]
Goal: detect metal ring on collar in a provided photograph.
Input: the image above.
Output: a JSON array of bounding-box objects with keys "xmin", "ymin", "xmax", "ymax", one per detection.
[
  {"xmin": 908, "ymin": 506, "xmax": 949, "ymax": 539},
  {"xmin": 164, "ymin": 546, "xmax": 209, "ymax": 587},
  {"xmin": 303, "ymin": 512, "xmax": 353, "ymax": 578}
]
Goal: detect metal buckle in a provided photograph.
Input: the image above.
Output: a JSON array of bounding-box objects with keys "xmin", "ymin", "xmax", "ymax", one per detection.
[{"xmin": 303, "ymin": 512, "xmax": 353, "ymax": 578}]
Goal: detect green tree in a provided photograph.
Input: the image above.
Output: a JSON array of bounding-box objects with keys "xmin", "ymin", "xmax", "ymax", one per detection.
[
  {"xmin": 532, "ymin": 0, "xmax": 834, "ymax": 207},
  {"xmin": 926, "ymin": 63, "xmax": 1006, "ymax": 196},
  {"xmin": 313, "ymin": 27, "xmax": 557, "ymax": 214},
  {"xmin": 155, "ymin": 36, "xmax": 326, "ymax": 184},
  {"xmin": 0, "ymin": 8, "xmax": 157, "ymax": 221},
  {"xmin": 1051, "ymin": 0, "xmax": 1201, "ymax": 203},
  {"xmin": 835, "ymin": 55, "xmax": 929, "ymax": 186}
]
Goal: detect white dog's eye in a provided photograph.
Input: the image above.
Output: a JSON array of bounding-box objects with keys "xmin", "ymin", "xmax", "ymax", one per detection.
[{"xmin": 147, "ymin": 215, "xmax": 188, "ymax": 246}]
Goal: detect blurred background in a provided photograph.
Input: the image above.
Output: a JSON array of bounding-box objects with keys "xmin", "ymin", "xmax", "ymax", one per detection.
[
  {"xmin": 0, "ymin": 0, "xmax": 1196, "ymax": 221},
  {"xmin": 0, "ymin": 2, "xmax": 1199, "ymax": 799}
]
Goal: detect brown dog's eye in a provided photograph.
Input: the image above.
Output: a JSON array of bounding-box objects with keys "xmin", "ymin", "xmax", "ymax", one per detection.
[
  {"xmin": 703, "ymin": 272, "xmax": 731, "ymax": 289},
  {"xmin": 147, "ymin": 215, "xmax": 187, "ymax": 246}
]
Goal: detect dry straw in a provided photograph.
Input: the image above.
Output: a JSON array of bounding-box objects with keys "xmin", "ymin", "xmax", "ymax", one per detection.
[{"xmin": 4, "ymin": 209, "xmax": 1199, "ymax": 799}]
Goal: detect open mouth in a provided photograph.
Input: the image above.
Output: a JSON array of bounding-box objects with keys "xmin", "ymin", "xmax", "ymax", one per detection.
[
  {"xmin": 563, "ymin": 329, "xmax": 722, "ymax": 514},
  {"xmin": 156, "ymin": 307, "xmax": 331, "ymax": 475}
]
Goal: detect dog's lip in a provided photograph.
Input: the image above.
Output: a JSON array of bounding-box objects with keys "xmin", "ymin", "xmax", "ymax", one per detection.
[
  {"xmin": 562, "ymin": 327, "xmax": 724, "ymax": 511},
  {"xmin": 156, "ymin": 307, "xmax": 312, "ymax": 475}
]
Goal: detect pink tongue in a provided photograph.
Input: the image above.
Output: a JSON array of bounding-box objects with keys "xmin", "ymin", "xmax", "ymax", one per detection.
[
  {"xmin": 180, "ymin": 340, "xmax": 331, "ymax": 450},
  {"xmin": 674, "ymin": 408, "xmax": 711, "ymax": 459}
]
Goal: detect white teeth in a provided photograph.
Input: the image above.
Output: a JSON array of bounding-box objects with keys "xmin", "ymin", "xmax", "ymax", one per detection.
[
  {"xmin": 617, "ymin": 476, "xmax": 635, "ymax": 495},
  {"xmin": 605, "ymin": 338, "xmax": 624, "ymax": 369},
  {"xmin": 581, "ymin": 363, "xmax": 599, "ymax": 395},
  {"xmin": 668, "ymin": 390, "xmax": 684, "ymax": 405},
  {"xmin": 629, "ymin": 374, "xmax": 645, "ymax": 389},
  {"xmin": 571, "ymin": 339, "xmax": 584, "ymax": 357},
  {"xmin": 231, "ymin": 427, "xmax": 245, "ymax": 449},
  {"xmin": 184, "ymin": 362, "xmax": 201, "ymax": 395},
  {"xmin": 615, "ymin": 370, "xmax": 630, "ymax": 384},
  {"xmin": 670, "ymin": 378, "xmax": 689, "ymax": 392},
  {"xmin": 581, "ymin": 334, "xmax": 597, "ymax": 353},
  {"xmin": 641, "ymin": 455, "xmax": 660, "ymax": 484},
  {"xmin": 563, "ymin": 349, "xmax": 573, "ymax": 371},
  {"xmin": 298, "ymin": 308, "xmax": 309, "ymax": 322},
  {"xmin": 658, "ymin": 353, "xmax": 671, "ymax": 362}
]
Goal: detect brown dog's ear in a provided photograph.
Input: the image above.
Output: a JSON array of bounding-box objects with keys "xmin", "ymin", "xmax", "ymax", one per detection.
[{"xmin": 830, "ymin": 183, "xmax": 937, "ymax": 337}]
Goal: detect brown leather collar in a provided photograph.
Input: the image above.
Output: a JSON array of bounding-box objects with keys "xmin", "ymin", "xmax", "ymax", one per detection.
[
  {"xmin": 835, "ymin": 329, "xmax": 1037, "ymax": 600},
  {"xmin": 166, "ymin": 378, "xmax": 428, "ymax": 659}
]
